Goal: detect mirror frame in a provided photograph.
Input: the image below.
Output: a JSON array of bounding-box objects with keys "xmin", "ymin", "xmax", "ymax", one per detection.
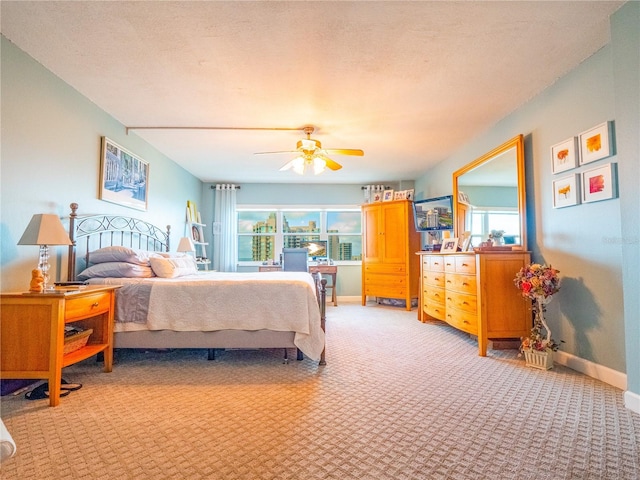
[{"xmin": 452, "ymin": 134, "xmax": 527, "ymax": 250}]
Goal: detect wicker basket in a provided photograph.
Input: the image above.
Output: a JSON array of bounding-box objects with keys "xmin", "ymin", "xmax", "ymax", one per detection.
[
  {"xmin": 64, "ymin": 328, "xmax": 93, "ymax": 355},
  {"xmin": 524, "ymin": 348, "xmax": 554, "ymax": 370}
]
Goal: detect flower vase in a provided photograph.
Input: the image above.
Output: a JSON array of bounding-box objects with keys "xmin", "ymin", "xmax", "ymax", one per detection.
[{"xmin": 524, "ymin": 348, "xmax": 554, "ymax": 370}]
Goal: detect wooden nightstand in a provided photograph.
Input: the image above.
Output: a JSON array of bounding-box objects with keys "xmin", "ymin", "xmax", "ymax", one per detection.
[
  {"xmin": 309, "ymin": 265, "xmax": 338, "ymax": 306},
  {"xmin": 0, "ymin": 285, "xmax": 119, "ymax": 406}
]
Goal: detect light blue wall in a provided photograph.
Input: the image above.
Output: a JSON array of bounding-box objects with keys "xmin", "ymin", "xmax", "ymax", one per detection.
[
  {"xmin": 416, "ymin": 5, "xmax": 638, "ymax": 399},
  {"xmin": 611, "ymin": 2, "xmax": 639, "ymax": 397},
  {"xmin": 0, "ymin": 37, "xmax": 203, "ymax": 292}
]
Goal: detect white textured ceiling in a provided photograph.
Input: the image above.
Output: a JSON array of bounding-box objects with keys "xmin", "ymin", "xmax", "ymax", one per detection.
[{"xmin": 0, "ymin": 1, "xmax": 623, "ymax": 184}]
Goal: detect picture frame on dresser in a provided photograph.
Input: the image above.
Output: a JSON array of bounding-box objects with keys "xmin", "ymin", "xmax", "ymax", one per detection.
[
  {"xmin": 382, "ymin": 189, "xmax": 395, "ymax": 202},
  {"xmin": 99, "ymin": 137, "xmax": 149, "ymax": 211},
  {"xmin": 441, "ymin": 238, "xmax": 459, "ymax": 253}
]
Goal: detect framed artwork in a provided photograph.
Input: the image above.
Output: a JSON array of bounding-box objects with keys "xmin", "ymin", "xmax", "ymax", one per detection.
[
  {"xmin": 582, "ymin": 163, "xmax": 617, "ymax": 204},
  {"xmin": 552, "ymin": 174, "xmax": 580, "ymax": 208},
  {"xmin": 383, "ymin": 189, "xmax": 394, "ymax": 202},
  {"xmin": 99, "ymin": 137, "xmax": 149, "ymax": 211},
  {"xmin": 405, "ymin": 189, "xmax": 415, "ymax": 201},
  {"xmin": 394, "ymin": 190, "xmax": 407, "ymax": 200},
  {"xmin": 551, "ymin": 137, "xmax": 578, "ymax": 174},
  {"xmin": 372, "ymin": 192, "xmax": 382, "ymax": 202},
  {"xmin": 460, "ymin": 231, "xmax": 472, "ymax": 251},
  {"xmin": 441, "ymin": 238, "xmax": 459, "ymax": 254},
  {"xmin": 579, "ymin": 121, "xmax": 614, "ymax": 165}
]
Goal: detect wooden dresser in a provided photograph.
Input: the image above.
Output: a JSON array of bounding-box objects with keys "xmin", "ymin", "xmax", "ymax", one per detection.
[
  {"xmin": 362, "ymin": 200, "xmax": 421, "ymax": 311},
  {"xmin": 418, "ymin": 251, "xmax": 532, "ymax": 356}
]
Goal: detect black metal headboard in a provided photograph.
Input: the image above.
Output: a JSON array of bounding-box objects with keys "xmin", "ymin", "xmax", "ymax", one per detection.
[{"xmin": 67, "ymin": 203, "xmax": 171, "ymax": 280}]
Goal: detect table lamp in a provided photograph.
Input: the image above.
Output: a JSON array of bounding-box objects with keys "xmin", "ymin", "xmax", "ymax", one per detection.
[
  {"xmin": 176, "ymin": 236, "xmax": 196, "ymax": 255},
  {"xmin": 17, "ymin": 214, "xmax": 72, "ymax": 291}
]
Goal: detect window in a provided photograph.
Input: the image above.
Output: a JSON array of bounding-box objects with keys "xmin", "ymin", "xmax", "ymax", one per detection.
[
  {"xmin": 470, "ymin": 208, "xmax": 520, "ymax": 245},
  {"xmin": 236, "ymin": 207, "xmax": 362, "ymax": 264}
]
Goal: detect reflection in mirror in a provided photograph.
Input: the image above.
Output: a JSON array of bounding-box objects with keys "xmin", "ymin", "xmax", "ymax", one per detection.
[{"xmin": 453, "ymin": 134, "xmax": 526, "ymax": 250}]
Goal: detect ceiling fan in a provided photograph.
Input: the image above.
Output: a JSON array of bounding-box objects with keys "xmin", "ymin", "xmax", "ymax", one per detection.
[{"xmin": 255, "ymin": 126, "xmax": 364, "ymax": 175}]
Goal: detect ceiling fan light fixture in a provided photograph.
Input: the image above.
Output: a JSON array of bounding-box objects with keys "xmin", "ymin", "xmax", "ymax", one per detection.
[
  {"xmin": 313, "ymin": 157, "xmax": 326, "ymax": 175},
  {"xmin": 292, "ymin": 156, "xmax": 306, "ymax": 175}
]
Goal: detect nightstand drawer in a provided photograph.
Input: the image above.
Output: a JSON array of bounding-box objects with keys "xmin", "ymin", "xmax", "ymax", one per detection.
[{"xmin": 65, "ymin": 292, "xmax": 111, "ymax": 321}]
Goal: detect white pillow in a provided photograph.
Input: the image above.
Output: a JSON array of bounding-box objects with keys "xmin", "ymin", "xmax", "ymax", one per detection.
[
  {"xmin": 150, "ymin": 256, "xmax": 198, "ymax": 278},
  {"xmin": 77, "ymin": 262, "xmax": 155, "ymax": 280},
  {"xmin": 89, "ymin": 246, "xmax": 152, "ymax": 266}
]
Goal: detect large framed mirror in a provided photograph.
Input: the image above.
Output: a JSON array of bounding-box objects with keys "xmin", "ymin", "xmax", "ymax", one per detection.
[{"xmin": 452, "ymin": 134, "xmax": 527, "ymax": 250}]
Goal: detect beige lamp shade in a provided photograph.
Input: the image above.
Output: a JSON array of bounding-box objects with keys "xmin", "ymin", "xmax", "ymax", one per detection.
[
  {"xmin": 176, "ymin": 236, "xmax": 196, "ymax": 253},
  {"xmin": 17, "ymin": 214, "xmax": 72, "ymax": 246}
]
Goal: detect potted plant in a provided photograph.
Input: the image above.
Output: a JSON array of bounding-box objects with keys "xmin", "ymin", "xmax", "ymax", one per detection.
[
  {"xmin": 514, "ymin": 263, "xmax": 561, "ymax": 369},
  {"xmin": 488, "ymin": 229, "xmax": 505, "ymax": 245}
]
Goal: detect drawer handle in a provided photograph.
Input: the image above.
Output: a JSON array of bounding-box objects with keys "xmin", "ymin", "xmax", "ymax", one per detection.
[
  {"xmin": 462, "ymin": 301, "xmax": 469, "ymax": 305},
  {"xmin": 462, "ymin": 282, "xmax": 469, "ymax": 286},
  {"xmin": 91, "ymin": 302, "xmax": 99, "ymax": 308},
  {"xmin": 461, "ymin": 263, "xmax": 469, "ymax": 267}
]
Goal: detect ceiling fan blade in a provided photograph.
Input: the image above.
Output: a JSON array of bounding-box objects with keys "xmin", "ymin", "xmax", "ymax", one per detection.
[
  {"xmin": 318, "ymin": 155, "xmax": 342, "ymax": 171},
  {"xmin": 255, "ymin": 150, "xmax": 299, "ymax": 155},
  {"xmin": 324, "ymin": 148, "xmax": 364, "ymax": 156},
  {"xmin": 279, "ymin": 159, "xmax": 296, "ymax": 171}
]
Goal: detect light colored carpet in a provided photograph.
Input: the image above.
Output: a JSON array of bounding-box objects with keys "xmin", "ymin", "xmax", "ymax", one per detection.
[{"xmin": 1, "ymin": 301, "xmax": 639, "ymax": 479}]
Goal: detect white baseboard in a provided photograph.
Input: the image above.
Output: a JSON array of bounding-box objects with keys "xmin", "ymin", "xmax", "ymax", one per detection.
[
  {"xmin": 554, "ymin": 350, "xmax": 627, "ymax": 390},
  {"xmin": 624, "ymin": 390, "xmax": 640, "ymax": 415}
]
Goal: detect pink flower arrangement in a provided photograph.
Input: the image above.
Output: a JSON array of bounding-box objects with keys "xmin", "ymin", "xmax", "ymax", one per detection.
[
  {"xmin": 514, "ymin": 263, "xmax": 560, "ymax": 300},
  {"xmin": 514, "ymin": 263, "xmax": 562, "ymax": 353}
]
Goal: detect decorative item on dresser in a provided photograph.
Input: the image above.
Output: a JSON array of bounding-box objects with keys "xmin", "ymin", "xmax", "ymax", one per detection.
[
  {"xmin": 362, "ymin": 199, "xmax": 421, "ymax": 311},
  {"xmin": 418, "ymin": 251, "xmax": 532, "ymax": 356}
]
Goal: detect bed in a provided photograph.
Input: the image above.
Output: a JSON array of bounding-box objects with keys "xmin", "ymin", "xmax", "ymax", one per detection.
[{"xmin": 66, "ymin": 203, "xmax": 326, "ymax": 365}]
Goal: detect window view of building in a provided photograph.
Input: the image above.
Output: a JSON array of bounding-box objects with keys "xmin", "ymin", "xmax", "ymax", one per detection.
[{"xmin": 237, "ymin": 208, "xmax": 362, "ymax": 263}]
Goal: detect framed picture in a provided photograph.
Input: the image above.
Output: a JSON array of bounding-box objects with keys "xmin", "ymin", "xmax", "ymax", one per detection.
[
  {"xmin": 394, "ymin": 190, "xmax": 407, "ymax": 200},
  {"xmin": 579, "ymin": 121, "xmax": 614, "ymax": 165},
  {"xmin": 383, "ymin": 189, "xmax": 394, "ymax": 202},
  {"xmin": 460, "ymin": 231, "xmax": 472, "ymax": 251},
  {"xmin": 552, "ymin": 174, "xmax": 580, "ymax": 208},
  {"xmin": 582, "ymin": 163, "xmax": 617, "ymax": 204},
  {"xmin": 441, "ymin": 238, "xmax": 459, "ymax": 254},
  {"xmin": 99, "ymin": 137, "xmax": 149, "ymax": 211},
  {"xmin": 405, "ymin": 189, "xmax": 415, "ymax": 201},
  {"xmin": 551, "ymin": 137, "xmax": 578, "ymax": 174},
  {"xmin": 372, "ymin": 192, "xmax": 382, "ymax": 202}
]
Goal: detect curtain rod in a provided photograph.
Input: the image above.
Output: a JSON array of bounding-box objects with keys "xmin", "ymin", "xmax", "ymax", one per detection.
[
  {"xmin": 210, "ymin": 185, "xmax": 241, "ymax": 189},
  {"xmin": 361, "ymin": 186, "xmax": 390, "ymax": 190},
  {"xmin": 126, "ymin": 126, "xmax": 304, "ymax": 135}
]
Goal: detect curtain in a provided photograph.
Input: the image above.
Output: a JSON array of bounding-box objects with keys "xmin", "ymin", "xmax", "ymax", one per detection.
[{"xmin": 212, "ymin": 184, "xmax": 238, "ymax": 272}]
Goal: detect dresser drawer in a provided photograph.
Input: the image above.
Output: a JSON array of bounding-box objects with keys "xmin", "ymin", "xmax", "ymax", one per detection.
[
  {"xmin": 445, "ymin": 291, "xmax": 477, "ymax": 314},
  {"xmin": 423, "ymin": 285, "xmax": 445, "ymax": 306},
  {"xmin": 445, "ymin": 307, "xmax": 478, "ymax": 335},
  {"xmin": 364, "ymin": 264, "xmax": 406, "ymax": 275},
  {"xmin": 444, "ymin": 273, "xmax": 476, "ymax": 295},
  {"xmin": 428, "ymin": 256, "xmax": 445, "ymax": 272},
  {"xmin": 65, "ymin": 292, "xmax": 111, "ymax": 322},
  {"xmin": 424, "ymin": 271, "xmax": 445, "ymax": 287},
  {"xmin": 443, "ymin": 256, "xmax": 457, "ymax": 273},
  {"xmin": 454, "ymin": 256, "xmax": 476, "ymax": 274},
  {"xmin": 364, "ymin": 284, "xmax": 407, "ymax": 298},
  {"xmin": 424, "ymin": 302, "xmax": 446, "ymax": 321}
]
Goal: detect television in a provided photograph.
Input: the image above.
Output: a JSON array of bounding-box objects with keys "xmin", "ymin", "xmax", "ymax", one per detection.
[
  {"xmin": 300, "ymin": 240, "xmax": 327, "ymax": 259},
  {"xmin": 412, "ymin": 195, "xmax": 454, "ymax": 232}
]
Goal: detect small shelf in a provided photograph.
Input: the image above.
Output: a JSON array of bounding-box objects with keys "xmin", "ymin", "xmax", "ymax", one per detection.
[{"xmin": 62, "ymin": 343, "xmax": 109, "ymax": 367}]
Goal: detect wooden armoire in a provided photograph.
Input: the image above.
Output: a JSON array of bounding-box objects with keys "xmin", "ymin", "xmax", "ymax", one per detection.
[{"xmin": 361, "ymin": 199, "xmax": 421, "ymax": 311}]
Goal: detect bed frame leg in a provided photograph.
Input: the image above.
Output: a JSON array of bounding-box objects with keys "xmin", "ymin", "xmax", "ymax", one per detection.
[
  {"xmin": 207, "ymin": 349, "xmax": 216, "ymax": 361},
  {"xmin": 296, "ymin": 348, "xmax": 303, "ymax": 361},
  {"xmin": 283, "ymin": 348, "xmax": 289, "ymax": 364}
]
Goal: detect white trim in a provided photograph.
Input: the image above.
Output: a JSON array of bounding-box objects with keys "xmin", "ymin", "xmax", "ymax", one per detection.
[
  {"xmin": 624, "ymin": 390, "xmax": 640, "ymax": 415},
  {"xmin": 554, "ymin": 350, "xmax": 626, "ymax": 390}
]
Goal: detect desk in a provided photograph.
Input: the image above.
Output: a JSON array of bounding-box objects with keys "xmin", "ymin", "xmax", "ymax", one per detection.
[
  {"xmin": 309, "ymin": 265, "xmax": 338, "ymax": 306},
  {"xmin": 258, "ymin": 265, "xmax": 282, "ymax": 272}
]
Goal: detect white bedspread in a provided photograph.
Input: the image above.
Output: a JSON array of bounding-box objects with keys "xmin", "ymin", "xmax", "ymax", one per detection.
[{"xmin": 90, "ymin": 272, "xmax": 325, "ymax": 360}]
